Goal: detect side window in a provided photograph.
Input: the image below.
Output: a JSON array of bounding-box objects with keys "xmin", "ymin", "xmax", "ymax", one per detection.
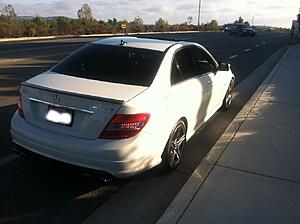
[
  {"xmin": 191, "ymin": 47, "xmax": 217, "ymax": 75},
  {"xmin": 175, "ymin": 48, "xmax": 196, "ymax": 81},
  {"xmin": 171, "ymin": 58, "xmax": 183, "ymax": 85}
]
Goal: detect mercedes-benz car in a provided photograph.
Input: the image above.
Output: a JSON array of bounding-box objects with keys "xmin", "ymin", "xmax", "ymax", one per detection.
[
  {"xmin": 230, "ymin": 23, "xmax": 256, "ymax": 36},
  {"xmin": 10, "ymin": 37, "xmax": 235, "ymax": 178}
]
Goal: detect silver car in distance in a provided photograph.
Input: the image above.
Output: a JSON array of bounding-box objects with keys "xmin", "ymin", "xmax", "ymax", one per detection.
[{"xmin": 10, "ymin": 37, "xmax": 235, "ymax": 178}]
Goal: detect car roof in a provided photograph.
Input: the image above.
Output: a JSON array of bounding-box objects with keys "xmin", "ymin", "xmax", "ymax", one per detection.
[{"xmin": 92, "ymin": 36, "xmax": 181, "ymax": 52}]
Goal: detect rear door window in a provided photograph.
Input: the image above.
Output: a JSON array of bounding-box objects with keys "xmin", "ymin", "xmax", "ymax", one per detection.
[
  {"xmin": 175, "ymin": 48, "xmax": 197, "ymax": 81},
  {"xmin": 170, "ymin": 58, "xmax": 183, "ymax": 85},
  {"xmin": 190, "ymin": 47, "xmax": 217, "ymax": 75},
  {"xmin": 51, "ymin": 44, "xmax": 164, "ymax": 87}
]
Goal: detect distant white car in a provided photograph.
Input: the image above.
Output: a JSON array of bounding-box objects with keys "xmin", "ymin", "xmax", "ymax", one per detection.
[{"xmin": 10, "ymin": 37, "xmax": 235, "ymax": 178}]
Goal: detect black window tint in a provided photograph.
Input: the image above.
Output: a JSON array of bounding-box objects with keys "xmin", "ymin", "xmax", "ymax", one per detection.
[
  {"xmin": 51, "ymin": 44, "xmax": 164, "ymax": 87},
  {"xmin": 191, "ymin": 47, "xmax": 216, "ymax": 75},
  {"xmin": 175, "ymin": 48, "xmax": 196, "ymax": 80},
  {"xmin": 237, "ymin": 24, "xmax": 247, "ymax": 29},
  {"xmin": 171, "ymin": 59, "xmax": 183, "ymax": 85}
]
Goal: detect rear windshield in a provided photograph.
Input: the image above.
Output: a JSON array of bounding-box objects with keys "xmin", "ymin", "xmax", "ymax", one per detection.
[{"xmin": 51, "ymin": 44, "xmax": 164, "ymax": 87}]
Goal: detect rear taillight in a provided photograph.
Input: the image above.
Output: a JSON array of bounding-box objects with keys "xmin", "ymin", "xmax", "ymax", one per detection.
[
  {"xmin": 99, "ymin": 113, "xmax": 150, "ymax": 139},
  {"xmin": 17, "ymin": 95, "xmax": 25, "ymax": 119}
]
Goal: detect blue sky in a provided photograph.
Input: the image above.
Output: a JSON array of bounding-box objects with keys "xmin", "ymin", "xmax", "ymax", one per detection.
[{"xmin": 1, "ymin": 0, "xmax": 299, "ymax": 28}]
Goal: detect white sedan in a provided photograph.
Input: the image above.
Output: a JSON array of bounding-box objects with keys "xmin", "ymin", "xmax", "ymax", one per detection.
[{"xmin": 10, "ymin": 37, "xmax": 235, "ymax": 178}]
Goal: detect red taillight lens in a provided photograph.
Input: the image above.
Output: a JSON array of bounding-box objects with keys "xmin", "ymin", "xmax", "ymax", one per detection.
[
  {"xmin": 99, "ymin": 113, "xmax": 150, "ymax": 139},
  {"xmin": 17, "ymin": 95, "xmax": 25, "ymax": 119}
]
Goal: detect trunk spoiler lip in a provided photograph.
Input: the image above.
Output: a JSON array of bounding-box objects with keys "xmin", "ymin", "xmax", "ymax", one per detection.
[{"xmin": 22, "ymin": 82, "xmax": 125, "ymax": 105}]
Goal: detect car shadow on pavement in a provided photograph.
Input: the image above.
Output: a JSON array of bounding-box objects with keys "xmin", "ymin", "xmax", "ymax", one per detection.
[
  {"xmin": 0, "ymin": 104, "xmax": 17, "ymax": 157},
  {"xmin": 0, "ymin": 155, "xmax": 121, "ymax": 224}
]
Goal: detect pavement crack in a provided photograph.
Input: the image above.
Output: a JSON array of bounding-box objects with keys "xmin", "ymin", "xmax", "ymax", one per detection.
[{"xmin": 216, "ymin": 164, "xmax": 300, "ymax": 184}]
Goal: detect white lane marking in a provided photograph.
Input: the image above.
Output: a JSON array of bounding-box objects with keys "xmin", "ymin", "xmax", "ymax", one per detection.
[
  {"xmin": 0, "ymin": 154, "xmax": 19, "ymax": 167},
  {"xmin": 262, "ymin": 42, "xmax": 267, "ymax": 45},
  {"xmin": 229, "ymin": 55, "xmax": 238, "ymax": 59},
  {"xmin": 256, "ymin": 44, "xmax": 260, "ymax": 47},
  {"xmin": 243, "ymin": 49, "xmax": 251, "ymax": 52}
]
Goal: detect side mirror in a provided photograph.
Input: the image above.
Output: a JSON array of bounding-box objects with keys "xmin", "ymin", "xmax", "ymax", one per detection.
[{"xmin": 218, "ymin": 62, "xmax": 230, "ymax": 71}]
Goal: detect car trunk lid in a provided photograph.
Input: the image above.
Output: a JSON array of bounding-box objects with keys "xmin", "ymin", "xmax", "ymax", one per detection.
[{"xmin": 21, "ymin": 71, "xmax": 147, "ymax": 139}]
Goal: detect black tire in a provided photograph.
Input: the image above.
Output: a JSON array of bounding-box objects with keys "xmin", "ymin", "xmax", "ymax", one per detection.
[
  {"xmin": 161, "ymin": 120, "xmax": 187, "ymax": 172},
  {"xmin": 221, "ymin": 79, "xmax": 234, "ymax": 110}
]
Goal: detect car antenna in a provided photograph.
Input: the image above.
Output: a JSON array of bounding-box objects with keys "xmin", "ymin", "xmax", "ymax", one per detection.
[{"xmin": 120, "ymin": 39, "xmax": 127, "ymax": 46}]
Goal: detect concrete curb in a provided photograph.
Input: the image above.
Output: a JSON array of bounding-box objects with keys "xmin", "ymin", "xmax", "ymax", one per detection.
[
  {"xmin": 157, "ymin": 46, "xmax": 290, "ymax": 224},
  {"xmin": 0, "ymin": 31, "xmax": 202, "ymax": 43}
]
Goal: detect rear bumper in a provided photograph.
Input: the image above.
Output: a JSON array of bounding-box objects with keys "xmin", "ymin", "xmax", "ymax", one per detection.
[{"xmin": 10, "ymin": 112, "xmax": 163, "ymax": 178}]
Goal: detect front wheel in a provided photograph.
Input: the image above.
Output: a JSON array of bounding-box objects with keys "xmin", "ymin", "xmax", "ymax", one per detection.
[
  {"xmin": 221, "ymin": 79, "xmax": 234, "ymax": 110},
  {"xmin": 161, "ymin": 120, "xmax": 187, "ymax": 171}
]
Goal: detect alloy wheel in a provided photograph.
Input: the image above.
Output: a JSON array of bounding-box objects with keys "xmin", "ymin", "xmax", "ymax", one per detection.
[{"xmin": 167, "ymin": 124, "xmax": 186, "ymax": 168}]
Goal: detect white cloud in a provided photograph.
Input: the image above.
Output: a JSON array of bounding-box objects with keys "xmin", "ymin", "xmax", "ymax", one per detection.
[{"xmin": 2, "ymin": 0, "xmax": 299, "ymax": 27}]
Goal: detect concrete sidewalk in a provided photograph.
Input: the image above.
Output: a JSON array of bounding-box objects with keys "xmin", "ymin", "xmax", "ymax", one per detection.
[{"xmin": 158, "ymin": 44, "xmax": 300, "ymax": 224}]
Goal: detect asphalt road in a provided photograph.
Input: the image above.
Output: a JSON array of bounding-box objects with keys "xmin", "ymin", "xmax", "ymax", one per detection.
[{"xmin": 0, "ymin": 31, "xmax": 298, "ymax": 224}]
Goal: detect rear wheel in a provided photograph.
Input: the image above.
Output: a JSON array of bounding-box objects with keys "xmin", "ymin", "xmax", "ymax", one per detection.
[
  {"xmin": 221, "ymin": 79, "xmax": 234, "ymax": 110},
  {"xmin": 161, "ymin": 120, "xmax": 187, "ymax": 171}
]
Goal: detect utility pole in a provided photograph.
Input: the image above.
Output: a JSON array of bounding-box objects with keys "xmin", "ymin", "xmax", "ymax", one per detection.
[
  {"xmin": 197, "ymin": 0, "xmax": 202, "ymax": 31},
  {"xmin": 252, "ymin": 16, "xmax": 254, "ymax": 26}
]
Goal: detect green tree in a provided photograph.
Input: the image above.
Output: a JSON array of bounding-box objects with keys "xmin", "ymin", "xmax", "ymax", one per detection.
[
  {"xmin": 56, "ymin": 16, "xmax": 71, "ymax": 35},
  {"xmin": 234, "ymin": 16, "xmax": 244, "ymax": 24},
  {"xmin": 32, "ymin": 16, "xmax": 51, "ymax": 36},
  {"xmin": 0, "ymin": 19, "xmax": 23, "ymax": 37},
  {"xmin": 32, "ymin": 16, "xmax": 49, "ymax": 27},
  {"xmin": 57, "ymin": 16, "xmax": 70, "ymax": 26},
  {"xmin": 0, "ymin": 4, "xmax": 17, "ymax": 20},
  {"xmin": 22, "ymin": 20, "xmax": 37, "ymax": 37},
  {"xmin": 207, "ymin": 20, "xmax": 219, "ymax": 31},
  {"xmin": 130, "ymin": 16, "xmax": 144, "ymax": 32},
  {"xmin": 107, "ymin": 18, "xmax": 119, "ymax": 33},
  {"xmin": 108, "ymin": 18, "xmax": 118, "ymax": 26},
  {"xmin": 155, "ymin": 18, "xmax": 168, "ymax": 32},
  {"xmin": 77, "ymin": 3, "xmax": 93, "ymax": 20}
]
